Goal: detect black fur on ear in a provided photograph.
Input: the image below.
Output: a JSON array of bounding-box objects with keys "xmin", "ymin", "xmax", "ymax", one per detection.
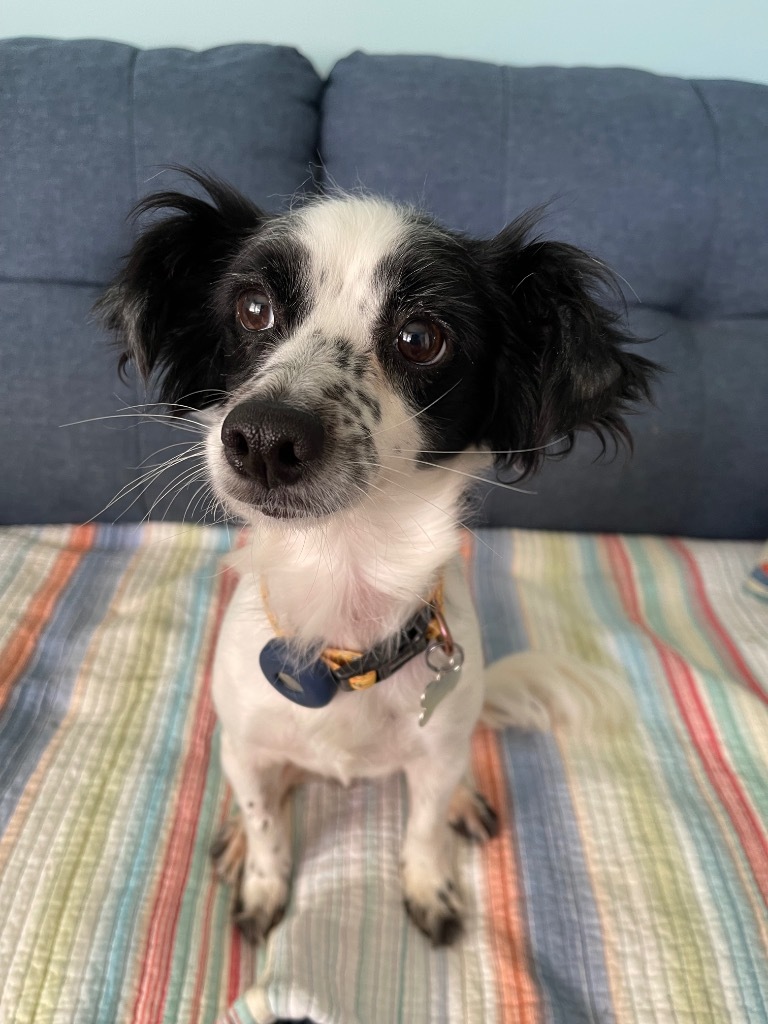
[
  {"xmin": 477, "ymin": 215, "xmax": 659, "ymax": 478},
  {"xmin": 95, "ymin": 168, "xmax": 267, "ymax": 410}
]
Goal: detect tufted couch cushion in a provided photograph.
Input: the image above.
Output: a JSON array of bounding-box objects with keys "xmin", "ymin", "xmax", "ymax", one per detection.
[
  {"xmin": 0, "ymin": 39, "xmax": 321, "ymax": 525},
  {"xmin": 1, "ymin": 41, "xmax": 765, "ymax": 538},
  {"xmin": 321, "ymin": 54, "xmax": 768, "ymax": 539}
]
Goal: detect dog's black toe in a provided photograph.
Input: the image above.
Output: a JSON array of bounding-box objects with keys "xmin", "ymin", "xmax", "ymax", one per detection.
[
  {"xmin": 233, "ymin": 897, "xmax": 286, "ymax": 945},
  {"xmin": 404, "ymin": 893, "xmax": 464, "ymax": 947},
  {"xmin": 450, "ymin": 790, "xmax": 500, "ymax": 843}
]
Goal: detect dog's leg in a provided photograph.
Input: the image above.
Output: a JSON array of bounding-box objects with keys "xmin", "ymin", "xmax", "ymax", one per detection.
[
  {"xmin": 401, "ymin": 756, "xmax": 469, "ymax": 946},
  {"xmin": 213, "ymin": 731, "xmax": 293, "ymax": 945},
  {"xmin": 448, "ymin": 781, "xmax": 499, "ymax": 843}
]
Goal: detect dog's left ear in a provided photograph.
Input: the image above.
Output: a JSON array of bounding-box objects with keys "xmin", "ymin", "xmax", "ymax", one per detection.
[{"xmin": 478, "ymin": 220, "xmax": 659, "ymax": 477}]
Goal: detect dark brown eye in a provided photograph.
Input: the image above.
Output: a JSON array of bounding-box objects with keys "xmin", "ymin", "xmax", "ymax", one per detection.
[
  {"xmin": 236, "ymin": 290, "xmax": 274, "ymax": 332},
  {"xmin": 396, "ymin": 319, "xmax": 446, "ymax": 365}
]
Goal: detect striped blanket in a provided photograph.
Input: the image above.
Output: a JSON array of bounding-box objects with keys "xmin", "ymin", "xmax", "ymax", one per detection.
[{"xmin": 1, "ymin": 524, "xmax": 766, "ymax": 1024}]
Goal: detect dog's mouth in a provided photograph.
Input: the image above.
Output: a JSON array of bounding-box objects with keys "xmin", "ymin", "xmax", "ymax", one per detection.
[
  {"xmin": 215, "ymin": 462, "xmax": 362, "ymax": 521},
  {"xmin": 252, "ymin": 492, "xmax": 329, "ymax": 520}
]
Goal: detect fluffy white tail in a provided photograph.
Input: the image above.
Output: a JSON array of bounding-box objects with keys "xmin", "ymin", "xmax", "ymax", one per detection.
[{"xmin": 481, "ymin": 651, "xmax": 632, "ymax": 733}]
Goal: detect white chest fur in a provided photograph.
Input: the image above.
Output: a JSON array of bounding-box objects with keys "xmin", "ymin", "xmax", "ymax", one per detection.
[{"xmin": 211, "ymin": 550, "xmax": 484, "ymax": 787}]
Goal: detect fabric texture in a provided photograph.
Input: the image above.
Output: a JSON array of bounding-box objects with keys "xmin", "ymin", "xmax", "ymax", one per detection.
[
  {"xmin": 1, "ymin": 523, "xmax": 767, "ymax": 1023},
  {"xmin": 0, "ymin": 39, "xmax": 322, "ymax": 526},
  {"xmin": 321, "ymin": 54, "xmax": 768, "ymax": 539}
]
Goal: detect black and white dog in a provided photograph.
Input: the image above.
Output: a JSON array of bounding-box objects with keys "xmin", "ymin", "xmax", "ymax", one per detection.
[{"xmin": 98, "ymin": 172, "xmax": 655, "ymax": 947}]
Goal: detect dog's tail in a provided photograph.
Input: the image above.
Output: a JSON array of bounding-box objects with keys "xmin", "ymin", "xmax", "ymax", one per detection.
[{"xmin": 481, "ymin": 651, "xmax": 632, "ymax": 733}]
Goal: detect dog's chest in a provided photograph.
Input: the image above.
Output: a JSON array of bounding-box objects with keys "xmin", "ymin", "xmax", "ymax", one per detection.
[
  {"xmin": 217, "ymin": 669, "xmax": 428, "ymax": 785},
  {"xmin": 212, "ymin": 582, "xmax": 437, "ymax": 784},
  {"xmin": 249, "ymin": 691, "xmax": 424, "ymax": 783}
]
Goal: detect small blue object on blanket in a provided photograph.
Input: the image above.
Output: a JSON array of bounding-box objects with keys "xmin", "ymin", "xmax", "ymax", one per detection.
[{"xmin": 746, "ymin": 544, "xmax": 768, "ymax": 600}]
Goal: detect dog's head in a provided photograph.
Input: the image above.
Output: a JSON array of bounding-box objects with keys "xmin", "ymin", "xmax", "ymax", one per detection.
[{"xmin": 97, "ymin": 172, "xmax": 657, "ymax": 523}]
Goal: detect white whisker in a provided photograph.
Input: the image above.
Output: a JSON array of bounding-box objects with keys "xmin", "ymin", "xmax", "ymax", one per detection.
[
  {"xmin": 376, "ymin": 468, "xmax": 502, "ymax": 562},
  {"xmin": 386, "ymin": 454, "xmax": 537, "ymax": 495},
  {"xmin": 135, "ymin": 440, "xmax": 203, "ymax": 467},
  {"xmin": 81, "ymin": 445, "xmax": 206, "ymax": 524},
  {"xmin": 60, "ymin": 411, "xmax": 206, "ymax": 434},
  {"xmin": 370, "ymin": 380, "xmax": 462, "ymax": 438},
  {"xmin": 395, "ymin": 435, "xmax": 568, "ymax": 456},
  {"xmin": 142, "ymin": 459, "xmax": 207, "ymax": 522}
]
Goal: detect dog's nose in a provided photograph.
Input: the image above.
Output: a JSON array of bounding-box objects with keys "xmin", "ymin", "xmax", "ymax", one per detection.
[{"xmin": 221, "ymin": 400, "xmax": 325, "ymax": 487}]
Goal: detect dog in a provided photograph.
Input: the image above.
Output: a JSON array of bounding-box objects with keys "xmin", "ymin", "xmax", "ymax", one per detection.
[{"xmin": 97, "ymin": 171, "xmax": 656, "ymax": 947}]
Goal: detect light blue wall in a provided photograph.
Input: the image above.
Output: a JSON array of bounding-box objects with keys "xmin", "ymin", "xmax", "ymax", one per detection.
[{"xmin": 1, "ymin": 0, "xmax": 766, "ymax": 83}]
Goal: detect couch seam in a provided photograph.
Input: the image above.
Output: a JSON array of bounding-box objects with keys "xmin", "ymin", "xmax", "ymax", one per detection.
[
  {"xmin": 126, "ymin": 46, "xmax": 152, "ymax": 522},
  {"xmin": 500, "ymin": 64, "xmax": 511, "ymax": 226},
  {"xmin": 682, "ymin": 81, "xmax": 722, "ymax": 318},
  {"xmin": 682, "ymin": 81, "xmax": 720, "ymax": 536},
  {"xmin": 0, "ymin": 276, "xmax": 106, "ymax": 289}
]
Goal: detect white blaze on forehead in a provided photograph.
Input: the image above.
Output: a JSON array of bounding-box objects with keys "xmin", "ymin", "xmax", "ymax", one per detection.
[{"xmin": 293, "ymin": 196, "xmax": 411, "ymax": 349}]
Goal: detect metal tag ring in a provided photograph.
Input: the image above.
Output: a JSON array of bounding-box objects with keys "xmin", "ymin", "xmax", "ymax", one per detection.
[{"xmin": 426, "ymin": 639, "xmax": 464, "ymax": 672}]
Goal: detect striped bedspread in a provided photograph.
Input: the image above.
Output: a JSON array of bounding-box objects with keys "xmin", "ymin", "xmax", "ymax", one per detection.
[{"xmin": 1, "ymin": 524, "xmax": 766, "ymax": 1024}]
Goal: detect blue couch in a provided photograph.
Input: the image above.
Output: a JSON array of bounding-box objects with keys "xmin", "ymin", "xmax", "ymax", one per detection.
[{"xmin": 2, "ymin": 38, "xmax": 766, "ymax": 538}]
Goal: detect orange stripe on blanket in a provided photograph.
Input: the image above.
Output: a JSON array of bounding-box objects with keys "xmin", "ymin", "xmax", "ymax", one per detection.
[
  {"xmin": 473, "ymin": 725, "xmax": 540, "ymax": 1024},
  {"xmin": 0, "ymin": 524, "xmax": 96, "ymax": 711},
  {"xmin": 131, "ymin": 567, "xmax": 238, "ymax": 1024}
]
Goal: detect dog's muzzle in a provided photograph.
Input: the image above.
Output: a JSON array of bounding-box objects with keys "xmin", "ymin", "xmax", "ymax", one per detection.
[{"xmin": 221, "ymin": 399, "xmax": 325, "ymax": 489}]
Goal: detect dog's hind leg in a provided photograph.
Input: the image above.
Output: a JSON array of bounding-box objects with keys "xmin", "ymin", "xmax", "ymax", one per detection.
[
  {"xmin": 212, "ymin": 731, "xmax": 294, "ymax": 945},
  {"xmin": 210, "ymin": 811, "xmax": 248, "ymax": 886},
  {"xmin": 448, "ymin": 782, "xmax": 499, "ymax": 843}
]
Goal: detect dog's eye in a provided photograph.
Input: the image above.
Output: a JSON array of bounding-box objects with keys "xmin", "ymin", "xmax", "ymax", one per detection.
[
  {"xmin": 396, "ymin": 319, "xmax": 446, "ymax": 366},
  {"xmin": 236, "ymin": 290, "xmax": 274, "ymax": 332}
]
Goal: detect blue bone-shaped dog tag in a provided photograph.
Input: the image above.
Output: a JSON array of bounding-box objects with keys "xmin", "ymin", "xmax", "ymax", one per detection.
[{"xmin": 259, "ymin": 637, "xmax": 338, "ymax": 708}]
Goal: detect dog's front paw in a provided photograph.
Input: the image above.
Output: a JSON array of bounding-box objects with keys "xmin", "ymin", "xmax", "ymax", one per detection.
[
  {"xmin": 448, "ymin": 786, "xmax": 499, "ymax": 844},
  {"xmin": 402, "ymin": 869, "xmax": 464, "ymax": 946},
  {"xmin": 234, "ymin": 871, "xmax": 290, "ymax": 945}
]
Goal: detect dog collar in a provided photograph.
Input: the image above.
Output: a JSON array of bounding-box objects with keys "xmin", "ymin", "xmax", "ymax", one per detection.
[{"xmin": 258, "ymin": 580, "xmax": 448, "ymax": 708}]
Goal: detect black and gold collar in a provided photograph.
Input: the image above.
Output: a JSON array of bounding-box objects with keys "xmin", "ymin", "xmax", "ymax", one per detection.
[{"xmin": 259, "ymin": 581, "xmax": 446, "ymax": 708}]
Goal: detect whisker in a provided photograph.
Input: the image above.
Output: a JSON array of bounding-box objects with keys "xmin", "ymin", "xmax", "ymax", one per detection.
[
  {"xmin": 376, "ymin": 469, "xmax": 502, "ymax": 562},
  {"xmin": 370, "ymin": 380, "xmax": 462, "ymax": 438},
  {"xmin": 346, "ymin": 473, "xmax": 437, "ymax": 550},
  {"xmin": 144, "ymin": 463, "xmax": 206, "ymax": 518},
  {"xmin": 510, "ymin": 272, "xmax": 535, "ymax": 296},
  {"xmin": 586, "ymin": 255, "xmax": 642, "ymax": 304},
  {"xmin": 114, "ymin": 387, "xmax": 228, "ymax": 408},
  {"xmin": 341, "ymin": 457, "xmax": 500, "ymax": 561},
  {"xmin": 60, "ymin": 411, "xmax": 206, "ymax": 434},
  {"xmin": 394, "ymin": 436, "xmax": 569, "ymax": 456},
  {"xmin": 183, "ymin": 480, "xmax": 214, "ymax": 524},
  {"xmin": 386, "ymin": 454, "xmax": 537, "ymax": 495},
  {"xmin": 136, "ymin": 440, "xmax": 205, "ymax": 468},
  {"xmin": 142, "ymin": 460, "xmax": 207, "ymax": 522},
  {"xmin": 82, "ymin": 447, "xmax": 206, "ymax": 524}
]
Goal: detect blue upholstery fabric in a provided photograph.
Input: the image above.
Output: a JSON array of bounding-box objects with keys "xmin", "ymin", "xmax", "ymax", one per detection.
[
  {"xmin": 321, "ymin": 53, "xmax": 768, "ymax": 539},
  {"xmin": 1, "ymin": 41, "xmax": 766, "ymax": 538},
  {"xmin": 0, "ymin": 39, "xmax": 321, "ymax": 525}
]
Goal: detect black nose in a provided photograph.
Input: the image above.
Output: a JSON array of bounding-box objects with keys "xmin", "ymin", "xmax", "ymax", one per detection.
[{"xmin": 221, "ymin": 400, "xmax": 325, "ymax": 488}]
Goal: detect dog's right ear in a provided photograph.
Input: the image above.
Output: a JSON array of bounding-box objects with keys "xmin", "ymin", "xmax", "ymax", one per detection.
[{"xmin": 95, "ymin": 170, "xmax": 267, "ymax": 410}]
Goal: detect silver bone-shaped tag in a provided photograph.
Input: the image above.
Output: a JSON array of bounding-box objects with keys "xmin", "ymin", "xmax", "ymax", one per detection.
[{"xmin": 419, "ymin": 641, "xmax": 464, "ymax": 727}]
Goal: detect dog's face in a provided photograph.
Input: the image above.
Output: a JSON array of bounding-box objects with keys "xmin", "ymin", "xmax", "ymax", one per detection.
[{"xmin": 98, "ymin": 172, "xmax": 656, "ymax": 522}]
